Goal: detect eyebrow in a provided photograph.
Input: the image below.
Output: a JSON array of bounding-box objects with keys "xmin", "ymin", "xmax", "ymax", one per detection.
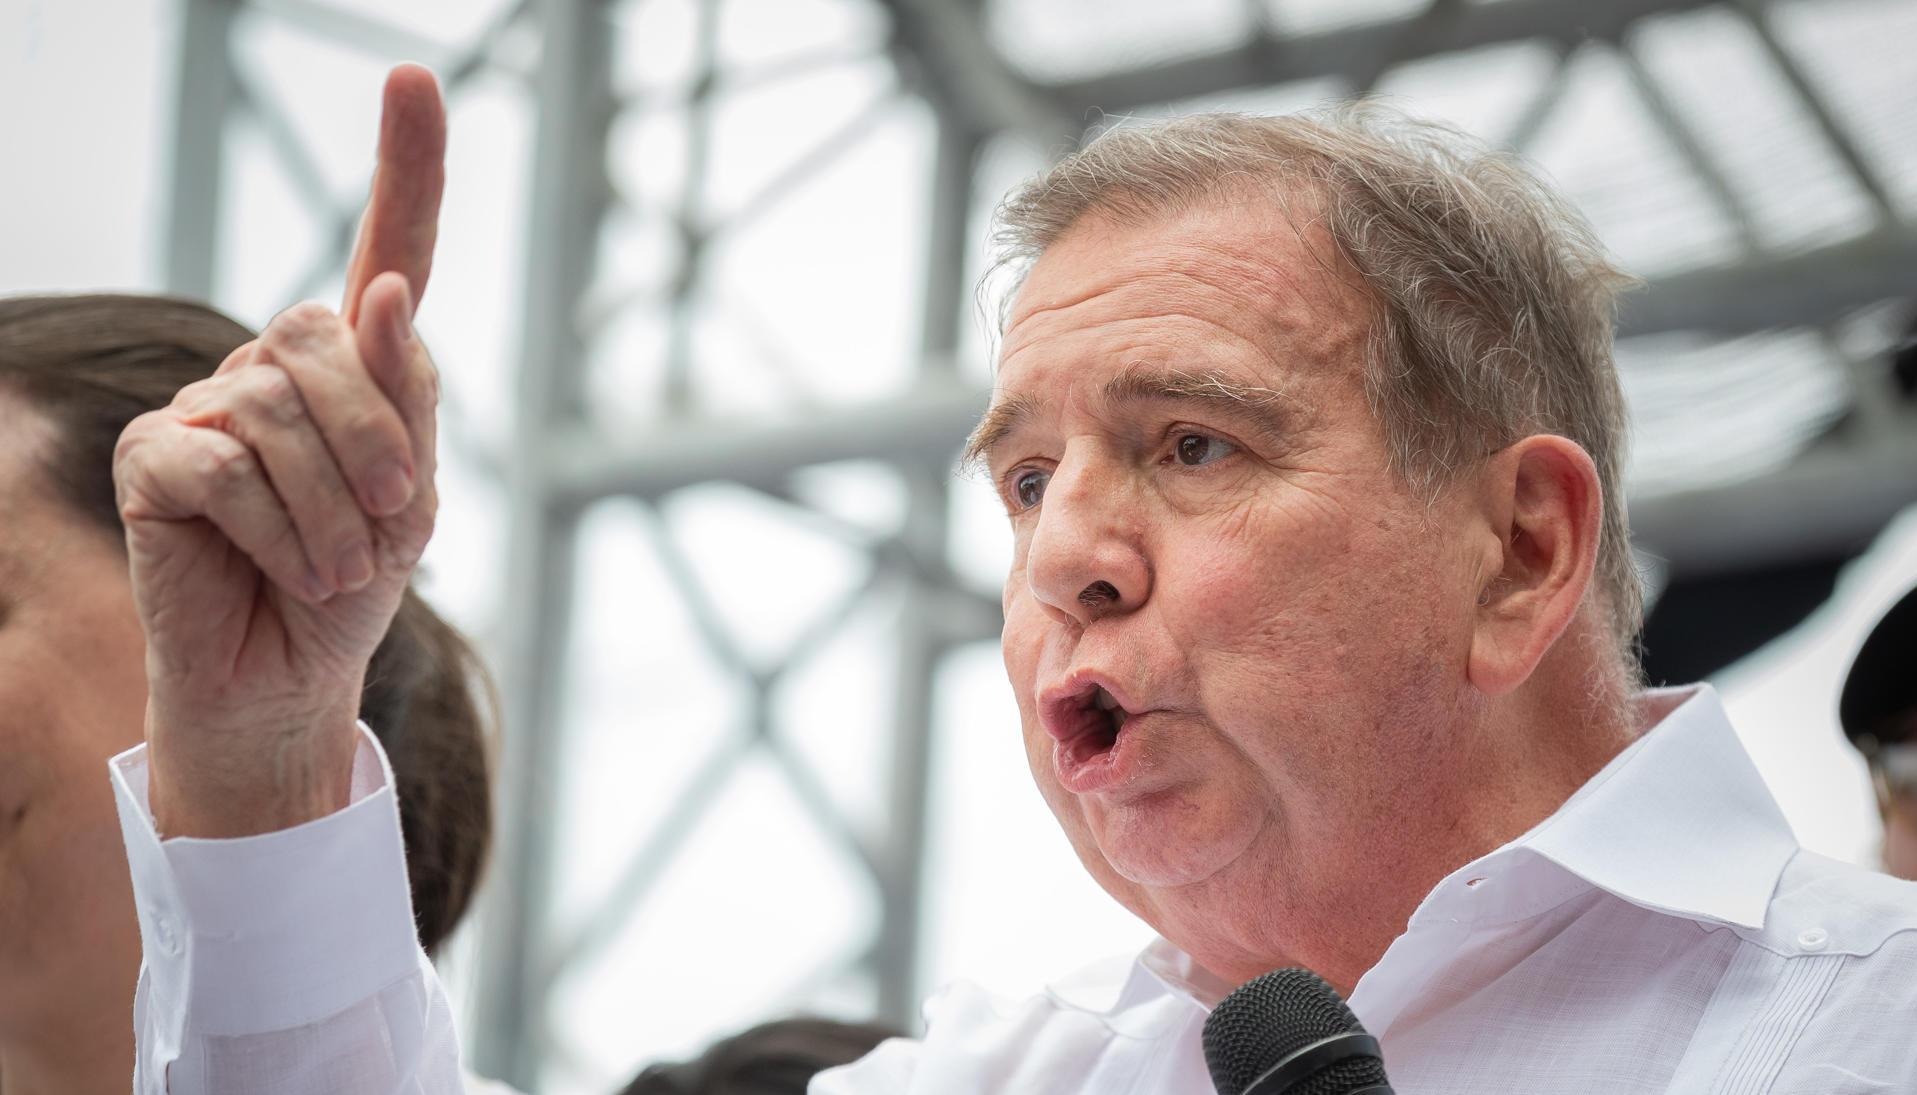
[{"xmin": 961, "ymin": 364, "xmax": 1301, "ymax": 472}]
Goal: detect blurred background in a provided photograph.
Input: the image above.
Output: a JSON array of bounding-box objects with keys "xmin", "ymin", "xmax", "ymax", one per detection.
[{"xmin": 3, "ymin": 0, "xmax": 1916, "ymax": 1090}]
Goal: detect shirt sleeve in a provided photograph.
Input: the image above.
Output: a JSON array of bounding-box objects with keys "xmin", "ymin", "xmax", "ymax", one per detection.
[{"xmin": 109, "ymin": 724, "xmax": 470, "ymax": 1095}]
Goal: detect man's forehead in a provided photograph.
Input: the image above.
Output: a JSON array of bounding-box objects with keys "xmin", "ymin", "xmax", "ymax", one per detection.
[
  {"xmin": 1002, "ymin": 206, "xmax": 1367, "ymax": 382},
  {"xmin": 1004, "ymin": 197, "xmax": 1356, "ymax": 330}
]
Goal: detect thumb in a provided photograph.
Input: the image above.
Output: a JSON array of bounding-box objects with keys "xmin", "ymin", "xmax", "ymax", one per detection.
[{"xmin": 354, "ymin": 271, "xmax": 416, "ymax": 404}]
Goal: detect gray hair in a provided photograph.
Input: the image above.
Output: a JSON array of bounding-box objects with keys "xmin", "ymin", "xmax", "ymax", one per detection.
[{"xmin": 988, "ymin": 103, "xmax": 1644, "ymax": 657}]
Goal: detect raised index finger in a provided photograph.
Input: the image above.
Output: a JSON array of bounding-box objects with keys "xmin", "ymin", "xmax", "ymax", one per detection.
[{"xmin": 341, "ymin": 64, "xmax": 446, "ymax": 326}]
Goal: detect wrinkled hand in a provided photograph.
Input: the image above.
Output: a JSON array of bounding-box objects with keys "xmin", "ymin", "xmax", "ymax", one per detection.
[{"xmin": 115, "ymin": 66, "xmax": 446, "ymax": 838}]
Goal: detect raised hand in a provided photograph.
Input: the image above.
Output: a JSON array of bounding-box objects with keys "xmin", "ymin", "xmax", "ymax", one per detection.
[{"xmin": 115, "ymin": 66, "xmax": 447, "ymax": 838}]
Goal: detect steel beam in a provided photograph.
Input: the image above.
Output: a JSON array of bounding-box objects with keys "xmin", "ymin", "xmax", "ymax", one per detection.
[
  {"xmin": 468, "ymin": 0, "xmax": 614, "ymax": 1087},
  {"xmin": 1735, "ymin": 0, "xmax": 1897, "ymax": 224},
  {"xmin": 1631, "ymin": 410, "xmax": 1917, "ymax": 575},
  {"xmin": 872, "ymin": 118, "xmax": 984, "ymax": 1029},
  {"xmin": 662, "ymin": 0, "xmax": 721, "ymax": 412},
  {"xmin": 546, "ymin": 225, "xmax": 1916, "ymax": 507},
  {"xmin": 245, "ymin": 0, "xmax": 451, "ymax": 65},
  {"xmin": 876, "ymin": 0, "xmax": 1077, "ymax": 141},
  {"xmin": 544, "ymin": 375, "xmax": 985, "ymax": 504},
  {"xmin": 874, "ymin": 459, "xmax": 950, "ymax": 1029},
  {"xmin": 1045, "ymin": 0, "xmax": 1724, "ymax": 113},
  {"xmin": 164, "ymin": 0, "xmax": 237, "ymax": 298},
  {"xmin": 1618, "ymin": 226, "xmax": 1917, "ymax": 338},
  {"xmin": 1617, "ymin": 38, "xmax": 1762, "ymax": 254}
]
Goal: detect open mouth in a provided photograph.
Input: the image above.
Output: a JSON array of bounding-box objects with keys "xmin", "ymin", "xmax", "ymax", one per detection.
[
  {"xmin": 1054, "ymin": 685, "xmax": 1132, "ymax": 766},
  {"xmin": 1039, "ymin": 673, "xmax": 1149, "ymax": 793}
]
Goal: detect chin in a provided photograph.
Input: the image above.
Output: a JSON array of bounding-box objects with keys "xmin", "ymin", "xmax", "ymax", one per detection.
[{"xmin": 1080, "ymin": 788, "xmax": 1265, "ymax": 890}]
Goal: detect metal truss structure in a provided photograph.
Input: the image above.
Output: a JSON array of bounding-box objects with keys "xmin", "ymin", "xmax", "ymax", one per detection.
[{"xmin": 162, "ymin": 0, "xmax": 1917, "ymax": 1089}]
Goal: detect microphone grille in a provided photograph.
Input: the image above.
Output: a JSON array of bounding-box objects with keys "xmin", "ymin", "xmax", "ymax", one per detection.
[{"xmin": 1201, "ymin": 968, "xmax": 1389, "ymax": 1095}]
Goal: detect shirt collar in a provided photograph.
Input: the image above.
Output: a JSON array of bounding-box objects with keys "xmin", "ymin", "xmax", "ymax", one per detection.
[
  {"xmin": 1493, "ymin": 683, "xmax": 1798, "ymax": 930},
  {"xmin": 1134, "ymin": 936, "xmax": 1234, "ymax": 1010}
]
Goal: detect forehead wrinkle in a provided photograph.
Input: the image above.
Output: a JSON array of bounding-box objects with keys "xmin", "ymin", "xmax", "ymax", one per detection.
[
  {"xmin": 1005, "ymin": 260, "xmax": 1288, "ymax": 348},
  {"xmin": 1002, "ymin": 263, "xmax": 1356, "ymax": 412}
]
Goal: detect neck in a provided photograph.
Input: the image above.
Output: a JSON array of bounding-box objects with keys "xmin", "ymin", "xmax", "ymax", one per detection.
[{"xmin": 1148, "ymin": 645, "xmax": 1643, "ymax": 996}]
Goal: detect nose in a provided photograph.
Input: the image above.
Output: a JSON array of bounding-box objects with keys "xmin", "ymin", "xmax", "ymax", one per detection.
[{"xmin": 1024, "ymin": 450, "xmax": 1152, "ymax": 628}]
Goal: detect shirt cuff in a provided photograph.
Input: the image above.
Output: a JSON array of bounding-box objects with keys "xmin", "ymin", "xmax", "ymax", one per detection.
[{"xmin": 109, "ymin": 723, "xmax": 422, "ymax": 1040}]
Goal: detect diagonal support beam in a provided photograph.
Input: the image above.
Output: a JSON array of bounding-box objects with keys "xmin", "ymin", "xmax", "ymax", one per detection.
[
  {"xmin": 1616, "ymin": 38, "xmax": 1763, "ymax": 255},
  {"xmin": 1046, "ymin": 0, "xmax": 1726, "ymax": 115},
  {"xmin": 874, "ymin": 0, "xmax": 1078, "ymax": 141},
  {"xmin": 1733, "ymin": 0, "xmax": 1898, "ymax": 225}
]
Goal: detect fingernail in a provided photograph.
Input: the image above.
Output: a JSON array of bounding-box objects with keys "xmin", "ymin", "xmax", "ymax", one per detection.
[
  {"xmin": 369, "ymin": 460, "xmax": 414, "ymax": 514},
  {"xmin": 338, "ymin": 543, "xmax": 375, "ymax": 591}
]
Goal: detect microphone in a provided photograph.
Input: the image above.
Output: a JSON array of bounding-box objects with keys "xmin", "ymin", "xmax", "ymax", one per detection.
[{"xmin": 1202, "ymin": 968, "xmax": 1394, "ymax": 1095}]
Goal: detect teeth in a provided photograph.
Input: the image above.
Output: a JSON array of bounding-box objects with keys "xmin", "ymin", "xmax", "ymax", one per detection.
[{"xmin": 1093, "ymin": 687, "xmax": 1119, "ymax": 711}]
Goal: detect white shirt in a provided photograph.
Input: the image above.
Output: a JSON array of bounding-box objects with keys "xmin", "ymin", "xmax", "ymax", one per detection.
[{"xmin": 113, "ymin": 685, "xmax": 1917, "ymax": 1093}]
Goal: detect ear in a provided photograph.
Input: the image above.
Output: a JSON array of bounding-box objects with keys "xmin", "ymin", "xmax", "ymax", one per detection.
[{"xmin": 1467, "ymin": 434, "xmax": 1604, "ymax": 697}]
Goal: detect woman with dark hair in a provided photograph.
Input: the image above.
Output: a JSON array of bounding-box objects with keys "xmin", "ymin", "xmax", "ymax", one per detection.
[{"xmin": 0, "ymin": 293, "xmax": 493, "ymax": 1094}]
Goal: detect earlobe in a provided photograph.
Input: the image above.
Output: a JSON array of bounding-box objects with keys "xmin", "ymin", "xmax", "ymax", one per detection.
[{"xmin": 1466, "ymin": 436, "xmax": 1603, "ymax": 697}]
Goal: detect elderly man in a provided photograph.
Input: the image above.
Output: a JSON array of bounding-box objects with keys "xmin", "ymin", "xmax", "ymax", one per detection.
[{"xmin": 110, "ymin": 71, "xmax": 1917, "ymax": 1094}]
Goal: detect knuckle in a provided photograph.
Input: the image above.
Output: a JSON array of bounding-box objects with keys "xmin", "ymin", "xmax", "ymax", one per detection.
[
  {"xmin": 265, "ymin": 519, "xmax": 305, "ymax": 556},
  {"xmin": 113, "ymin": 413, "xmax": 159, "ymax": 466},
  {"xmin": 194, "ymin": 434, "xmax": 256, "ymax": 486},
  {"xmin": 214, "ymin": 339, "xmax": 257, "ymax": 375},
  {"xmin": 389, "ymin": 528, "xmax": 429, "ymax": 569},
  {"xmin": 263, "ymin": 300, "xmax": 340, "ymax": 350},
  {"xmin": 173, "ymin": 376, "xmax": 221, "ymax": 410},
  {"xmin": 346, "ymin": 407, "xmax": 403, "ymax": 451},
  {"xmin": 242, "ymin": 366, "xmax": 306, "ymax": 426}
]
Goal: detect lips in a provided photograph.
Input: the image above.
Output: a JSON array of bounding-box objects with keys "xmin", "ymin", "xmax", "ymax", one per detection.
[{"xmin": 1039, "ymin": 672, "xmax": 1145, "ymax": 794}]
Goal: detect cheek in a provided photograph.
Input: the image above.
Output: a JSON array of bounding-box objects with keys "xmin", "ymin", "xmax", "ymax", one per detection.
[
  {"xmin": 1155, "ymin": 489, "xmax": 1451, "ymax": 762},
  {"xmin": 1162, "ymin": 492, "xmax": 1359, "ymax": 665}
]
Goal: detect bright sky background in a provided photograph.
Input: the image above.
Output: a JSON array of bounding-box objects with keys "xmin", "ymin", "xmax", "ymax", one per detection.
[{"xmin": 4, "ymin": 0, "xmax": 1915, "ymax": 1091}]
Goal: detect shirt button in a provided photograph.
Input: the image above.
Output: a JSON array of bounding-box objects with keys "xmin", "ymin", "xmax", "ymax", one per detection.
[
  {"xmin": 1797, "ymin": 928, "xmax": 1828, "ymax": 952},
  {"xmin": 154, "ymin": 915, "xmax": 182, "ymax": 958}
]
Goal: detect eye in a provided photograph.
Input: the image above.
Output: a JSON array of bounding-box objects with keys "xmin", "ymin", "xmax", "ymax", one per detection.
[
  {"xmin": 1174, "ymin": 433, "xmax": 1236, "ymax": 467},
  {"xmin": 1011, "ymin": 468, "xmax": 1050, "ymax": 510}
]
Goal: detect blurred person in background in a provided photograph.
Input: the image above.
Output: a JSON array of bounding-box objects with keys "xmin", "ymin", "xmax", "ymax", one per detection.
[
  {"xmin": 620, "ymin": 1019, "xmax": 898, "ymax": 1095},
  {"xmin": 0, "ymin": 292, "xmax": 494, "ymax": 1095},
  {"xmin": 1842, "ymin": 585, "xmax": 1917, "ymax": 880},
  {"xmin": 100, "ymin": 64, "xmax": 1917, "ymax": 1095}
]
